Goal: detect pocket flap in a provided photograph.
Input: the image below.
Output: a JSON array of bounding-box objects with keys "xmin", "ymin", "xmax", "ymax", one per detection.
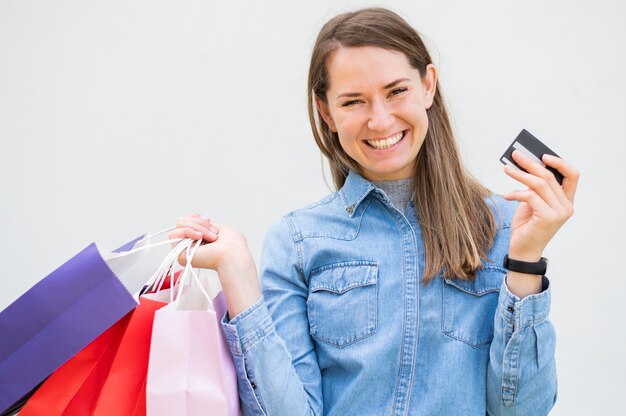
[
  {"xmin": 443, "ymin": 265, "xmax": 505, "ymax": 296},
  {"xmin": 309, "ymin": 261, "xmax": 378, "ymax": 294}
]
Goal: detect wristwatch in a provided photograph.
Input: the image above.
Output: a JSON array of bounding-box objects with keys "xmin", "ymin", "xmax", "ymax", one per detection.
[{"xmin": 502, "ymin": 254, "xmax": 548, "ymax": 275}]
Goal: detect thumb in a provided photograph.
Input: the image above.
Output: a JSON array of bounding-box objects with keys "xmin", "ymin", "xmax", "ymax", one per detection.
[{"xmin": 178, "ymin": 241, "xmax": 222, "ymax": 271}]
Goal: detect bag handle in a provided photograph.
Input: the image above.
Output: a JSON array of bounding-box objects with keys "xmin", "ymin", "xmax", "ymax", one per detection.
[
  {"xmin": 112, "ymin": 238, "xmax": 184, "ymax": 258},
  {"xmin": 173, "ymin": 239, "xmax": 213, "ymax": 308},
  {"xmin": 144, "ymin": 238, "xmax": 194, "ymax": 299},
  {"xmin": 137, "ymin": 226, "xmax": 176, "ymax": 243},
  {"xmin": 110, "ymin": 226, "xmax": 182, "ymax": 259}
]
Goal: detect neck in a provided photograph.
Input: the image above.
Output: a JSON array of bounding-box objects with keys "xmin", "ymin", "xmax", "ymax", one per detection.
[{"xmin": 372, "ymin": 177, "xmax": 414, "ymax": 216}]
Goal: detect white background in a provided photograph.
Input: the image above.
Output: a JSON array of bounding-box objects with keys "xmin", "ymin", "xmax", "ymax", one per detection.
[{"xmin": 1, "ymin": 0, "xmax": 624, "ymax": 414}]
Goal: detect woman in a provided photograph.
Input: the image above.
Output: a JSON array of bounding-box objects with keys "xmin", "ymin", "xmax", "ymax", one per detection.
[{"xmin": 171, "ymin": 7, "xmax": 578, "ymax": 415}]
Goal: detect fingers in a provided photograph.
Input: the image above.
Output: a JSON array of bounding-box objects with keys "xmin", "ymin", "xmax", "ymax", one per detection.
[
  {"xmin": 502, "ymin": 188, "xmax": 551, "ymax": 216},
  {"xmin": 177, "ymin": 219, "xmax": 214, "ymax": 241},
  {"xmin": 168, "ymin": 214, "xmax": 219, "ymax": 244},
  {"xmin": 183, "ymin": 215, "xmax": 220, "ymax": 234},
  {"xmin": 542, "ymin": 154, "xmax": 580, "ymax": 204},
  {"xmin": 504, "ymin": 151, "xmax": 562, "ymax": 209},
  {"xmin": 504, "ymin": 150, "xmax": 576, "ymax": 221},
  {"xmin": 168, "ymin": 226, "xmax": 211, "ymax": 241}
]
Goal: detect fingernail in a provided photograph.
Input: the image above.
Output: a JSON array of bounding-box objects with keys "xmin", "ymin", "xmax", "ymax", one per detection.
[
  {"xmin": 209, "ymin": 226, "xmax": 218, "ymax": 234},
  {"xmin": 201, "ymin": 216, "xmax": 209, "ymax": 221}
]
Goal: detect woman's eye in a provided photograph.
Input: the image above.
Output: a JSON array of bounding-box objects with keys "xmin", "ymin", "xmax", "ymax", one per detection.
[
  {"xmin": 342, "ymin": 99, "xmax": 362, "ymax": 107},
  {"xmin": 389, "ymin": 87, "xmax": 407, "ymax": 97}
]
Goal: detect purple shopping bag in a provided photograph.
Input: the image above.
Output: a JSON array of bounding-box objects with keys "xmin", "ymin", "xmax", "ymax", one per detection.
[{"xmin": 0, "ymin": 237, "xmax": 149, "ymax": 413}]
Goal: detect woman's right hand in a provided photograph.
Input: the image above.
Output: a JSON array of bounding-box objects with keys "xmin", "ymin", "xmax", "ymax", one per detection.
[
  {"xmin": 169, "ymin": 213, "xmax": 261, "ymax": 317},
  {"xmin": 169, "ymin": 213, "xmax": 240, "ymax": 271}
]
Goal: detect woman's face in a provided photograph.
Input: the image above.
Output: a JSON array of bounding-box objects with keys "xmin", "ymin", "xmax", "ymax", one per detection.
[{"xmin": 316, "ymin": 46, "xmax": 437, "ymax": 182}]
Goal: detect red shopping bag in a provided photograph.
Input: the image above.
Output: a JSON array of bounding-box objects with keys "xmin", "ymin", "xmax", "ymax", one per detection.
[
  {"xmin": 20, "ymin": 313, "xmax": 132, "ymax": 415},
  {"xmin": 92, "ymin": 297, "xmax": 165, "ymax": 415},
  {"xmin": 20, "ymin": 297, "xmax": 165, "ymax": 416}
]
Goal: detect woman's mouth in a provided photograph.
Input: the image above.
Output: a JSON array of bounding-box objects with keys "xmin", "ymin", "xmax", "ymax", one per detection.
[{"xmin": 365, "ymin": 131, "xmax": 406, "ymax": 149}]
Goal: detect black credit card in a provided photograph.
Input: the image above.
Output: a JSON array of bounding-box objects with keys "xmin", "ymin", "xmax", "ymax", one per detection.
[{"xmin": 500, "ymin": 129, "xmax": 564, "ymax": 185}]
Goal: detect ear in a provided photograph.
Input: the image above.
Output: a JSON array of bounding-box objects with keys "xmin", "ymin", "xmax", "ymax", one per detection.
[
  {"xmin": 421, "ymin": 64, "xmax": 438, "ymax": 109},
  {"xmin": 314, "ymin": 95, "xmax": 337, "ymax": 132}
]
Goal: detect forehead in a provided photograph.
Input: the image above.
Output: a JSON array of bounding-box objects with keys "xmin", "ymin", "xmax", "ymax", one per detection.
[{"xmin": 326, "ymin": 46, "xmax": 418, "ymax": 91}]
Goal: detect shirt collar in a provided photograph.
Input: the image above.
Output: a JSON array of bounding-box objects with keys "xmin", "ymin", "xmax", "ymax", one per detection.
[{"xmin": 338, "ymin": 170, "xmax": 382, "ymax": 217}]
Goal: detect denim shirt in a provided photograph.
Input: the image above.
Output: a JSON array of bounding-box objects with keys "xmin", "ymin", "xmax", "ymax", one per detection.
[{"xmin": 222, "ymin": 170, "xmax": 557, "ymax": 416}]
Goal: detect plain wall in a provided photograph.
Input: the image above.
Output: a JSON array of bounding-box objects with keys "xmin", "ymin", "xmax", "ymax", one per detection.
[{"xmin": 1, "ymin": 0, "xmax": 624, "ymax": 413}]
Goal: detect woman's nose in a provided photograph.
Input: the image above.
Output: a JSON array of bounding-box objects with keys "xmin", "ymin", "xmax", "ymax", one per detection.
[{"xmin": 367, "ymin": 100, "xmax": 395, "ymax": 131}]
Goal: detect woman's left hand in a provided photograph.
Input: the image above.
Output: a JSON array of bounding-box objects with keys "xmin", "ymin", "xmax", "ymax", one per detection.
[{"xmin": 503, "ymin": 150, "xmax": 580, "ymax": 261}]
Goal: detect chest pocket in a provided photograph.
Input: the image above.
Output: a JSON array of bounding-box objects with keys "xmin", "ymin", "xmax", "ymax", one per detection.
[
  {"xmin": 441, "ymin": 266, "xmax": 505, "ymax": 348},
  {"xmin": 307, "ymin": 261, "xmax": 378, "ymax": 348}
]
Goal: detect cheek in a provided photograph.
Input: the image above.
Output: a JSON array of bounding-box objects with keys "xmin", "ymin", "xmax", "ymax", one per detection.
[
  {"xmin": 336, "ymin": 128, "xmax": 365, "ymax": 159},
  {"xmin": 337, "ymin": 134, "xmax": 355, "ymax": 154},
  {"xmin": 336, "ymin": 113, "xmax": 364, "ymax": 138},
  {"xmin": 336, "ymin": 116, "xmax": 358, "ymax": 140},
  {"xmin": 399, "ymin": 100, "xmax": 428, "ymax": 128}
]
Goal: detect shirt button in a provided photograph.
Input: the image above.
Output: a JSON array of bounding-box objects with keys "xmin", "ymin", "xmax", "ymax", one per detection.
[
  {"xmin": 251, "ymin": 381, "xmax": 257, "ymax": 389},
  {"xmin": 507, "ymin": 306, "xmax": 514, "ymax": 313}
]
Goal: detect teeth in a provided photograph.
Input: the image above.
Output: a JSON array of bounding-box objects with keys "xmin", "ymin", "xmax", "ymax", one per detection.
[{"xmin": 366, "ymin": 132, "xmax": 403, "ymax": 149}]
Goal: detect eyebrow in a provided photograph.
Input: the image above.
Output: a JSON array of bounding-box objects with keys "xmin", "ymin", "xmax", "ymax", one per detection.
[{"xmin": 336, "ymin": 78, "xmax": 410, "ymax": 100}]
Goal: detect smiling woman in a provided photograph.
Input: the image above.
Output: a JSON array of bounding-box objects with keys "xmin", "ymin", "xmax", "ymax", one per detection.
[
  {"xmin": 170, "ymin": 6, "xmax": 578, "ymax": 416},
  {"xmin": 315, "ymin": 46, "xmax": 434, "ymax": 182},
  {"xmin": 307, "ymin": 14, "xmax": 499, "ymax": 284}
]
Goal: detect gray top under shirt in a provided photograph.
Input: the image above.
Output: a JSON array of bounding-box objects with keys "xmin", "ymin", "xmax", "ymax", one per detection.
[{"xmin": 372, "ymin": 177, "xmax": 414, "ymax": 216}]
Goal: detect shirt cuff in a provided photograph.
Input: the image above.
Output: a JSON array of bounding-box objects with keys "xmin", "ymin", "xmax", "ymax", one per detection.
[
  {"xmin": 498, "ymin": 275, "xmax": 552, "ymax": 331},
  {"xmin": 221, "ymin": 296, "xmax": 275, "ymax": 356}
]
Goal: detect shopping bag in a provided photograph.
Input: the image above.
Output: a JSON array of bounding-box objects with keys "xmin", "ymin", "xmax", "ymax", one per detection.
[
  {"xmin": 19, "ymin": 312, "xmax": 133, "ymax": 415},
  {"xmin": 91, "ymin": 296, "xmax": 166, "ymax": 416},
  {"xmin": 92, "ymin": 240, "xmax": 197, "ymax": 415},
  {"xmin": 147, "ymin": 244, "xmax": 240, "ymax": 416},
  {"xmin": 21, "ymin": 297, "xmax": 166, "ymax": 416},
  {"xmin": 0, "ymin": 382, "xmax": 43, "ymax": 416},
  {"xmin": 0, "ymin": 229, "xmax": 176, "ymax": 414}
]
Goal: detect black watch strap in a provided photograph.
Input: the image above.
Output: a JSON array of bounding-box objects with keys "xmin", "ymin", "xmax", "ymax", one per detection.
[{"xmin": 503, "ymin": 254, "xmax": 548, "ymax": 275}]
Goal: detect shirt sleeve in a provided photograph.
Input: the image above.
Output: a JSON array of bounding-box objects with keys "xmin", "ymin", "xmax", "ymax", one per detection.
[
  {"xmin": 487, "ymin": 275, "xmax": 558, "ymax": 415},
  {"xmin": 221, "ymin": 216, "xmax": 323, "ymax": 416}
]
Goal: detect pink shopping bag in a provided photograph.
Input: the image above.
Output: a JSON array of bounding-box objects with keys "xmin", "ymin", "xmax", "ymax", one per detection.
[{"xmin": 147, "ymin": 274, "xmax": 240, "ymax": 416}]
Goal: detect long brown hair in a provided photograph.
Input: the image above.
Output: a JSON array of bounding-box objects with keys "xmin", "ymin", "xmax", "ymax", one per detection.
[{"xmin": 307, "ymin": 7, "xmax": 498, "ymax": 283}]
